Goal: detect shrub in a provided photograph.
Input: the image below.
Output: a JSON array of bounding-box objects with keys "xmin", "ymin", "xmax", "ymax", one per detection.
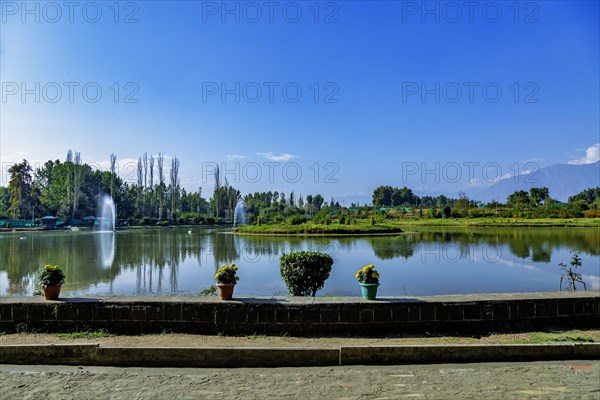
[
  {"xmin": 279, "ymin": 251, "xmax": 334, "ymax": 296},
  {"xmin": 287, "ymin": 215, "xmax": 307, "ymax": 225}
]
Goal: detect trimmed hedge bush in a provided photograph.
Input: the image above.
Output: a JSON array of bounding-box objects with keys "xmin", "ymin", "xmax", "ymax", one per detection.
[{"xmin": 279, "ymin": 251, "xmax": 334, "ymax": 297}]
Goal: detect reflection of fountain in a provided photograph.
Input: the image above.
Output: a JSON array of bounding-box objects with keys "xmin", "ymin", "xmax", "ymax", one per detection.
[
  {"xmin": 97, "ymin": 195, "xmax": 116, "ymax": 232},
  {"xmin": 96, "ymin": 232, "xmax": 116, "ymax": 269},
  {"xmin": 233, "ymin": 201, "xmax": 247, "ymax": 228}
]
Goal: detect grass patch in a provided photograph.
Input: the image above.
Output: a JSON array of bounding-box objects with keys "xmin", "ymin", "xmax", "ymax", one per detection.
[
  {"xmin": 55, "ymin": 329, "xmax": 114, "ymax": 339},
  {"xmin": 247, "ymin": 332, "xmax": 268, "ymax": 340},
  {"xmin": 509, "ymin": 330, "xmax": 598, "ymax": 344}
]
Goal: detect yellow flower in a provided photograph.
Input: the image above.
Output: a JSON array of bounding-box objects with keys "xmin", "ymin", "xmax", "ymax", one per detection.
[
  {"xmin": 214, "ymin": 273, "xmax": 219, "ymax": 279},
  {"xmin": 231, "ymin": 263, "xmax": 236, "ymax": 267},
  {"xmin": 233, "ymin": 266, "xmax": 238, "ymax": 271},
  {"xmin": 355, "ymin": 272, "xmax": 360, "ymax": 278},
  {"xmin": 44, "ymin": 265, "xmax": 58, "ymax": 271},
  {"xmin": 371, "ymin": 272, "xmax": 377, "ymax": 278}
]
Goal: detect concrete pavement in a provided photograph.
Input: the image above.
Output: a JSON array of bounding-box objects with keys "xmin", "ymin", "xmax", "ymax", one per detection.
[{"xmin": 1, "ymin": 360, "xmax": 598, "ymax": 399}]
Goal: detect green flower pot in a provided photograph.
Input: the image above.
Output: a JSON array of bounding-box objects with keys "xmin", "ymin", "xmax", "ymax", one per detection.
[{"xmin": 359, "ymin": 283, "xmax": 379, "ymax": 300}]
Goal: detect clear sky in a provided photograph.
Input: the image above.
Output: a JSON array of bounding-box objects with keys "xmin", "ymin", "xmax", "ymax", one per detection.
[{"xmin": 1, "ymin": 0, "xmax": 598, "ymax": 204}]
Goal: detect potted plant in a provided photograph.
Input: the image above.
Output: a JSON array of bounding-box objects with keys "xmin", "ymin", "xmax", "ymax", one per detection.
[
  {"xmin": 214, "ymin": 263, "xmax": 239, "ymax": 300},
  {"xmin": 355, "ymin": 264, "xmax": 380, "ymax": 300},
  {"xmin": 38, "ymin": 264, "xmax": 65, "ymax": 300}
]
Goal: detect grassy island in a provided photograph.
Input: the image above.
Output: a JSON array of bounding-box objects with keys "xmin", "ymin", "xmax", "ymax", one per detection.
[{"xmin": 234, "ymin": 223, "xmax": 404, "ymax": 236}]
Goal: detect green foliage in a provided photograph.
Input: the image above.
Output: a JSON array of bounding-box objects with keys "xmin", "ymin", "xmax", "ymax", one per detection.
[
  {"xmin": 373, "ymin": 185, "xmax": 417, "ymax": 207},
  {"xmin": 279, "ymin": 251, "xmax": 334, "ymax": 296},
  {"xmin": 8, "ymin": 160, "xmax": 33, "ymax": 219},
  {"xmin": 37, "ymin": 264, "xmax": 65, "ymax": 288},
  {"xmin": 214, "ymin": 263, "xmax": 239, "ymax": 285},
  {"xmin": 199, "ymin": 284, "xmax": 218, "ymax": 296},
  {"xmin": 569, "ymin": 187, "xmax": 600, "ymax": 203},
  {"xmin": 287, "ymin": 215, "xmax": 307, "ymax": 225},
  {"xmin": 507, "ymin": 190, "xmax": 531, "ymax": 207},
  {"xmin": 355, "ymin": 264, "xmax": 380, "ymax": 284},
  {"xmin": 442, "ymin": 206, "xmax": 451, "ymax": 218}
]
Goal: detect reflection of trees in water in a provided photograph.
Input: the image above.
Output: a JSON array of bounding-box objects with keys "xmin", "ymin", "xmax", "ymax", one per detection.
[
  {"xmin": 119, "ymin": 229, "xmax": 208, "ymax": 293},
  {"xmin": 210, "ymin": 232, "xmax": 240, "ymax": 267},
  {"xmin": 0, "ymin": 229, "xmax": 212, "ymax": 295},
  {"xmin": 0, "ymin": 233, "xmax": 120, "ymax": 295},
  {"xmin": 368, "ymin": 236, "xmax": 416, "ymax": 260},
  {"xmin": 404, "ymin": 227, "xmax": 599, "ymax": 263},
  {"xmin": 1, "ymin": 227, "xmax": 598, "ymax": 294},
  {"xmin": 235, "ymin": 236, "xmax": 339, "ymax": 266}
]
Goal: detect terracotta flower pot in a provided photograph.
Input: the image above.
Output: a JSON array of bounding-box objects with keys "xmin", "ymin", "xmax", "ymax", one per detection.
[
  {"xmin": 43, "ymin": 285, "xmax": 62, "ymax": 300},
  {"xmin": 216, "ymin": 283, "xmax": 236, "ymax": 300}
]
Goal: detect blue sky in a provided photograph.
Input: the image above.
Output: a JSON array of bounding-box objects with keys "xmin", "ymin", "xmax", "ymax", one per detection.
[{"xmin": 1, "ymin": 0, "xmax": 598, "ymax": 204}]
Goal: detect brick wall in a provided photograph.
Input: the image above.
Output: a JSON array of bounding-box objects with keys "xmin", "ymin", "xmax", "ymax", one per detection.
[{"xmin": 0, "ymin": 292, "xmax": 598, "ymax": 335}]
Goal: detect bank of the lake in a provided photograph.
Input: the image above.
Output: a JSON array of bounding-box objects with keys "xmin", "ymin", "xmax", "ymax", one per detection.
[{"xmin": 234, "ymin": 217, "xmax": 600, "ymax": 235}]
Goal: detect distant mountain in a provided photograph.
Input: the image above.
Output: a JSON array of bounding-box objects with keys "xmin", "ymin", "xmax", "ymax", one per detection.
[{"xmin": 468, "ymin": 162, "xmax": 600, "ymax": 203}]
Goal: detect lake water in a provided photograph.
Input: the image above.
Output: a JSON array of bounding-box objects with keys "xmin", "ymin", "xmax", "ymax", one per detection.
[{"xmin": 1, "ymin": 227, "xmax": 598, "ymax": 297}]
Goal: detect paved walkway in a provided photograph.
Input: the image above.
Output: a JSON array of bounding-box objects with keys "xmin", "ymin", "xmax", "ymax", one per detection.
[{"xmin": 1, "ymin": 360, "xmax": 598, "ymax": 399}]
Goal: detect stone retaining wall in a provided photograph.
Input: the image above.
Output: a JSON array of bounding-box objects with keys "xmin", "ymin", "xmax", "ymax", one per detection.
[{"xmin": 0, "ymin": 292, "xmax": 598, "ymax": 335}]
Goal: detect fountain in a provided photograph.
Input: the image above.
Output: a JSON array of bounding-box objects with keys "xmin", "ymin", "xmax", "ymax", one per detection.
[
  {"xmin": 233, "ymin": 201, "xmax": 247, "ymax": 228},
  {"xmin": 97, "ymin": 195, "xmax": 116, "ymax": 232}
]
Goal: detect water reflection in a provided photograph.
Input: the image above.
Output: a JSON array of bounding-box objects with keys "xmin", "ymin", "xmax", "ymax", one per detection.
[
  {"xmin": 0, "ymin": 227, "xmax": 598, "ymax": 296},
  {"xmin": 96, "ymin": 232, "xmax": 115, "ymax": 269}
]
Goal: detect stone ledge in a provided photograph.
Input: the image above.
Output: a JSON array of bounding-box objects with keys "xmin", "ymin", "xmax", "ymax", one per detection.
[{"xmin": 1, "ymin": 343, "xmax": 599, "ymax": 368}]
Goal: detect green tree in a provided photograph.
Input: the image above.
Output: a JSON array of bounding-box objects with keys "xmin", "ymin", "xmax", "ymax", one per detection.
[
  {"xmin": 0, "ymin": 186, "xmax": 10, "ymax": 217},
  {"xmin": 569, "ymin": 187, "xmax": 600, "ymax": 203},
  {"xmin": 507, "ymin": 190, "xmax": 530, "ymax": 208},
  {"xmin": 454, "ymin": 191, "xmax": 471, "ymax": 217},
  {"xmin": 372, "ymin": 185, "xmax": 393, "ymax": 207},
  {"xmin": 529, "ymin": 187, "xmax": 549, "ymax": 206},
  {"xmin": 109, "ymin": 153, "xmax": 117, "ymax": 198},
  {"xmin": 313, "ymin": 194, "xmax": 324, "ymax": 210},
  {"xmin": 170, "ymin": 156, "xmax": 180, "ymax": 220},
  {"xmin": 8, "ymin": 160, "xmax": 33, "ymax": 219}
]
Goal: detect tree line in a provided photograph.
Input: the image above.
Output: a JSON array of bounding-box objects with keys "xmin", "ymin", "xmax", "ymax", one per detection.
[
  {"xmin": 1, "ymin": 153, "xmax": 598, "ymax": 225},
  {"xmin": 371, "ymin": 185, "xmax": 600, "ymax": 219},
  {"xmin": 0, "ymin": 152, "xmax": 222, "ymax": 225}
]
